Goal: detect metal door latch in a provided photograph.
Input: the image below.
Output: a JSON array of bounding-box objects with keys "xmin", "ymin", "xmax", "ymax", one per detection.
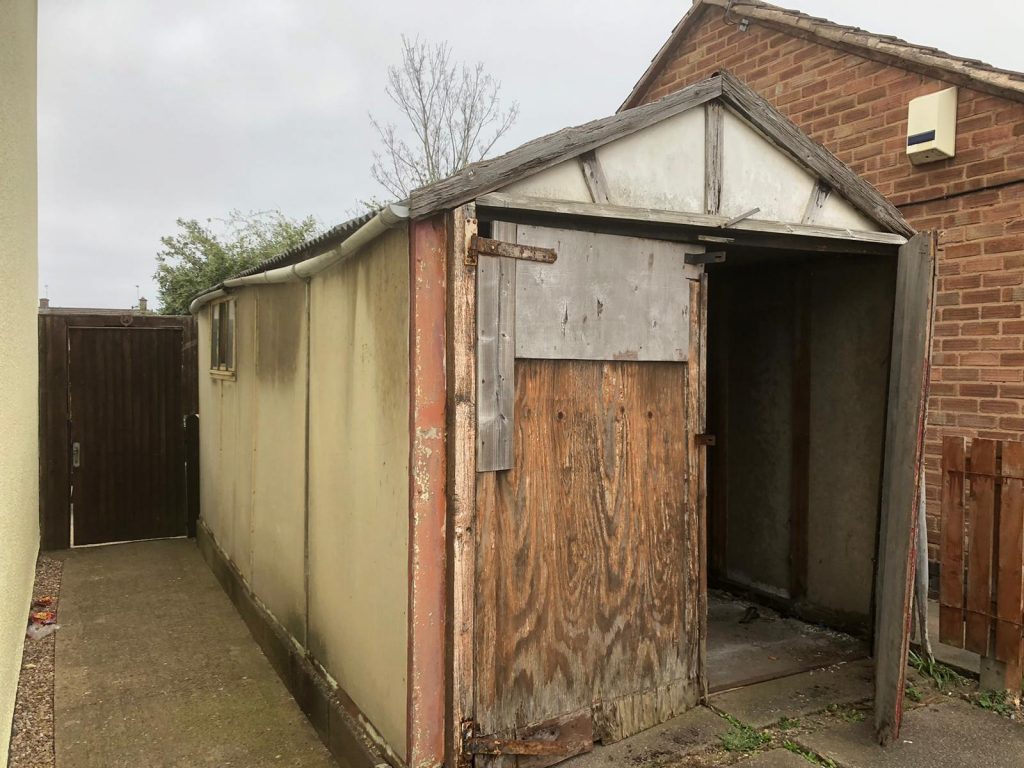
[{"xmin": 72, "ymin": 441, "xmax": 81, "ymax": 468}]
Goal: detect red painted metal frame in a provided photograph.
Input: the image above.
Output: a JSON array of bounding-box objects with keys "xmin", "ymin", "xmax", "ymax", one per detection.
[{"xmin": 408, "ymin": 214, "xmax": 449, "ymax": 768}]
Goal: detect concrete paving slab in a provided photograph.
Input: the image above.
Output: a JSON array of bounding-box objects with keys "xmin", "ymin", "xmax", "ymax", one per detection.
[
  {"xmin": 55, "ymin": 540, "xmax": 336, "ymax": 768},
  {"xmin": 798, "ymin": 697, "xmax": 1024, "ymax": 768},
  {"xmin": 562, "ymin": 706, "xmax": 729, "ymax": 766},
  {"xmin": 711, "ymin": 659, "xmax": 873, "ymax": 728},
  {"xmin": 735, "ymin": 748, "xmax": 812, "ymax": 767},
  {"xmin": 708, "ymin": 592, "xmax": 868, "ymax": 693}
]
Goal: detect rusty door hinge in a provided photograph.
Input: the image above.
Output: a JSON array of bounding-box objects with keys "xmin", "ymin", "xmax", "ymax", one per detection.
[
  {"xmin": 696, "ymin": 433, "xmax": 717, "ymax": 446},
  {"xmin": 466, "ymin": 235, "xmax": 558, "ymax": 267},
  {"xmin": 464, "ymin": 735, "xmax": 581, "ymax": 757},
  {"xmin": 461, "ymin": 711, "xmax": 593, "ymax": 763}
]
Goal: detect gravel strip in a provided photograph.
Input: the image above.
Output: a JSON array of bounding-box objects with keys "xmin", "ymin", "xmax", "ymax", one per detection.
[{"xmin": 9, "ymin": 554, "xmax": 64, "ymax": 768}]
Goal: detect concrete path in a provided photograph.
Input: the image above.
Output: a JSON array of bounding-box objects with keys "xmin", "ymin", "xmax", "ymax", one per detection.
[
  {"xmin": 799, "ymin": 696, "xmax": 1024, "ymax": 768},
  {"xmin": 711, "ymin": 659, "xmax": 874, "ymax": 728},
  {"xmin": 54, "ymin": 539, "xmax": 335, "ymax": 768},
  {"xmin": 562, "ymin": 704, "xmax": 730, "ymax": 766},
  {"xmin": 567, "ymin": 659, "xmax": 1024, "ymax": 767}
]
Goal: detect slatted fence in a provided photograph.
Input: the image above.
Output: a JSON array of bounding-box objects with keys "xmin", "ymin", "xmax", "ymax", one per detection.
[{"xmin": 939, "ymin": 437, "xmax": 1024, "ymax": 676}]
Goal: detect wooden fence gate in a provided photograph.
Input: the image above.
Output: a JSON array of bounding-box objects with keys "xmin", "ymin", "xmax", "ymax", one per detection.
[
  {"xmin": 39, "ymin": 308, "xmax": 198, "ymax": 549},
  {"xmin": 939, "ymin": 436, "xmax": 1024, "ymax": 688}
]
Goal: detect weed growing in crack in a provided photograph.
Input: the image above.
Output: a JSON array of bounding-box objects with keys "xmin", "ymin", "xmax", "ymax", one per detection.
[
  {"xmin": 908, "ymin": 651, "xmax": 966, "ymax": 691},
  {"xmin": 975, "ymin": 689, "xmax": 1017, "ymax": 718},
  {"xmin": 783, "ymin": 740, "xmax": 837, "ymax": 767},
  {"xmin": 718, "ymin": 715, "xmax": 770, "ymax": 753},
  {"xmin": 825, "ymin": 704, "xmax": 865, "ymax": 723}
]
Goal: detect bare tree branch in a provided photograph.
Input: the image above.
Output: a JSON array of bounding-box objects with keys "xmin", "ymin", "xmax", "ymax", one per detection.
[{"xmin": 369, "ymin": 35, "xmax": 519, "ymax": 200}]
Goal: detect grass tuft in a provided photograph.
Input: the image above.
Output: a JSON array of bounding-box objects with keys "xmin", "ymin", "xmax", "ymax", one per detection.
[
  {"xmin": 777, "ymin": 716, "xmax": 801, "ymax": 730},
  {"xmin": 718, "ymin": 715, "xmax": 770, "ymax": 753},
  {"xmin": 975, "ymin": 689, "xmax": 1016, "ymax": 717},
  {"xmin": 908, "ymin": 650, "xmax": 967, "ymax": 691},
  {"xmin": 825, "ymin": 704, "xmax": 865, "ymax": 723},
  {"xmin": 783, "ymin": 740, "xmax": 838, "ymax": 766}
]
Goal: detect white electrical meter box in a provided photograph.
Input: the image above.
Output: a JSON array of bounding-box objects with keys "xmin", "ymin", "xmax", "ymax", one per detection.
[{"xmin": 906, "ymin": 87, "xmax": 957, "ymax": 164}]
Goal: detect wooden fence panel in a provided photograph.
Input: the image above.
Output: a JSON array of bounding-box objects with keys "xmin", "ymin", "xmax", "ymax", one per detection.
[
  {"xmin": 939, "ymin": 436, "xmax": 1024, "ymax": 673},
  {"xmin": 996, "ymin": 442, "xmax": 1024, "ymax": 666},
  {"xmin": 965, "ymin": 439, "xmax": 997, "ymax": 655},
  {"xmin": 939, "ymin": 437, "xmax": 966, "ymax": 648}
]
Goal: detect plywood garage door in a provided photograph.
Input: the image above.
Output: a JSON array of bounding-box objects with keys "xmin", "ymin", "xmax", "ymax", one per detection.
[{"xmin": 471, "ymin": 227, "xmax": 705, "ymax": 764}]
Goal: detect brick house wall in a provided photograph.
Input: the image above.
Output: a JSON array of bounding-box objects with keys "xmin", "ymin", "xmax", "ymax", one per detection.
[{"xmin": 627, "ymin": 5, "xmax": 1024, "ymax": 562}]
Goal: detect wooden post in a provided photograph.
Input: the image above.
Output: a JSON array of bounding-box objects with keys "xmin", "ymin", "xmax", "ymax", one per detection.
[
  {"xmin": 688, "ymin": 275, "xmax": 709, "ymax": 699},
  {"xmin": 448, "ymin": 206, "xmax": 478, "ymax": 767}
]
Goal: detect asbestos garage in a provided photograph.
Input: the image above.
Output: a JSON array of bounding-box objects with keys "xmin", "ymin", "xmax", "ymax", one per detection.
[{"xmin": 190, "ymin": 71, "xmax": 934, "ymax": 768}]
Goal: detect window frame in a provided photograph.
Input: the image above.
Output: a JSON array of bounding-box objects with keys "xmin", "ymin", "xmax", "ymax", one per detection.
[{"xmin": 209, "ymin": 298, "xmax": 236, "ymax": 379}]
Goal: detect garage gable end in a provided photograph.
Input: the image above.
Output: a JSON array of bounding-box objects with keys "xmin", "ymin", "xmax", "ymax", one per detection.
[{"xmin": 410, "ymin": 72, "xmax": 912, "ymax": 238}]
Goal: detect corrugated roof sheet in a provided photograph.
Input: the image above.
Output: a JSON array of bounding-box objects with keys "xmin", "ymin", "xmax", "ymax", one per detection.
[
  {"xmin": 227, "ymin": 208, "xmax": 379, "ymax": 281},
  {"xmin": 188, "ymin": 208, "xmax": 381, "ymax": 308}
]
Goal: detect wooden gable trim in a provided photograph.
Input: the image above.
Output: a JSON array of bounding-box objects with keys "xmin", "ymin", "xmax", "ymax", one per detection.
[
  {"xmin": 621, "ymin": 0, "xmax": 1024, "ymax": 111},
  {"xmin": 579, "ymin": 151, "xmax": 612, "ymax": 204},
  {"xmin": 703, "ymin": 102, "xmax": 723, "ymax": 216},
  {"xmin": 717, "ymin": 71, "xmax": 914, "ymax": 237},
  {"xmin": 412, "ymin": 70, "xmax": 911, "ymax": 237},
  {"xmin": 408, "ymin": 76, "xmax": 723, "ymax": 218}
]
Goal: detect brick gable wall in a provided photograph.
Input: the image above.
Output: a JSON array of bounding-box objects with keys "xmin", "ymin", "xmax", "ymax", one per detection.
[{"xmin": 633, "ymin": 6, "xmax": 1024, "ymax": 561}]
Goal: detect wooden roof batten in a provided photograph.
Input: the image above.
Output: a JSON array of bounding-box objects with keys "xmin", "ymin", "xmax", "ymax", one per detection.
[{"xmin": 409, "ymin": 71, "xmax": 913, "ymax": 239}]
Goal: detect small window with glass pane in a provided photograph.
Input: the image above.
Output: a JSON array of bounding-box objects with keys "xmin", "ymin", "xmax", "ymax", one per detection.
[{"xmin": 210, "ymin": 299, "xmax": 235, "ymax": 376}]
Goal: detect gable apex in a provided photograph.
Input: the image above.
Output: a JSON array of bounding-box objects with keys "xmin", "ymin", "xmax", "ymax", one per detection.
[{"xmin": 410, "ymin": 71, "xmax": 912, "ymax": 237}]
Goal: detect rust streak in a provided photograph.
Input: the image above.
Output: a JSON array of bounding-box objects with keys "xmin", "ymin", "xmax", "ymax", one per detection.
[{"xmin": 408, "ymin": 215, "xmax": 448, "ymax": 768}]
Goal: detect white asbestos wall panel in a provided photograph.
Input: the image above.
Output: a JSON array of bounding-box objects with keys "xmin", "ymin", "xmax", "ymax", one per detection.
[
  {"xmin": 199, "ymin": 293, "xmax": 256, "ymax": 583},
  {"xmin": 595, "ymin": 108, "xmax": 705, "ymax": 212},
  {"xmin": 817, "ymin": 193, "xmax": 879, "ymax": 232},
  {"xmin": 308, "ymin": 228, "xmax": 409, "ymax": 758},
  {"xmin": 721, "ymin": 110, "xmax": 816, "ymax": 224},
  {"xmin": 250, "ymin": 282, "xmax": 309, "ymax": 646},
  {"xmin": 502, "ymin": 160, "xmax": 592, "ymax": 202},
  {"xmin": 514, "ymin": 225, "xmax": 703, "ymax": 361}
]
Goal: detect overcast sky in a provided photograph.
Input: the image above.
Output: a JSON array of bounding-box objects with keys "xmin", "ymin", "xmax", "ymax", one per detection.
[{"xmin": 38, "ymin": 0, "xmax": 1023, "ymax": 309}]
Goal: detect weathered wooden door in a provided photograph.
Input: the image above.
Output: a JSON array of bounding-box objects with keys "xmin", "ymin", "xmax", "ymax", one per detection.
[
  {"xmin": 873, "ymin": 232, "xmax": 936, "ymax": 744},
  {"xmin": 68, "ymin": 327, "xmax": 186, "ymax": 546},
  {"xmin": 469, "ymin": 225, "xmax": 706, "ymax": 765}
]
